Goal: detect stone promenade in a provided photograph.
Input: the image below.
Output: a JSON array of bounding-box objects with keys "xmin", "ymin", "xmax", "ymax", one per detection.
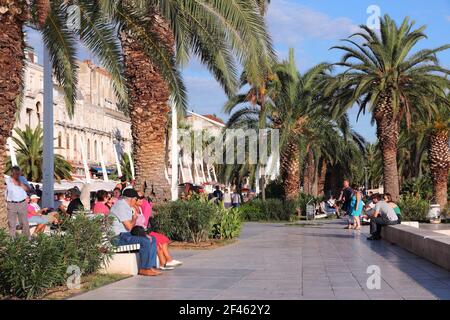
[{"xmin": 73, "ymin": 221, "xmax": 450, "ymax": 300}]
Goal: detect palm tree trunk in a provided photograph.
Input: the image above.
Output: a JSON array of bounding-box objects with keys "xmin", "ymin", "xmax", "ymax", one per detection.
[
  {"xmin": 280, "ymin": 140, "xmax": 300, "ymax": 200},
  {"xmin": 0, "ymin": 1, "xmax": 28, "ymax": 228},
  {"xmin": 317, "ymin": 159, "xmax": 327, "ymax": 196},
  {"xmin": 303, "ymin": 149, "xmax": 315, "ymax": 195},
  {"xmin": 120, "ymin": 11, "xmax": 173, "ymax": 201},
  {"xmin": 374, "ymin": 93, "xmax": 400, "ymax": 201},
  {"xmin": 428, "ymin": 130, "xmax": 450, "ymax": 210}
]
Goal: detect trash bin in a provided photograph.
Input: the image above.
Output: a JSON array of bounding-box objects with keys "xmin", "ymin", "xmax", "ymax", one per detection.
[{"xmin": 428, "ymin": 204, "xmax": 441, "ymax": 224}]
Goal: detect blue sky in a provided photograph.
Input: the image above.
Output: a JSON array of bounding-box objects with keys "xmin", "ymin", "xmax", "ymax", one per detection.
[{"xmin": 27, "ymin": 0, "xmax": 450, "ymax": 142}]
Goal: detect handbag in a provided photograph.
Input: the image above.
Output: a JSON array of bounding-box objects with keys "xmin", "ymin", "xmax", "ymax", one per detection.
[{"xmin": 130, "ymin": 225, "xmax": 147, "ymax": 237}]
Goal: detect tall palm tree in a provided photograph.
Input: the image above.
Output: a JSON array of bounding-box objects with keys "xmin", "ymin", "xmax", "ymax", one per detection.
[
  {"xmin": 328, "ymin": 15, "xmax": 450, "ymax": 200},
  {"xmin": 0, "ymin": 0, "xmax": 126, "ymax": 225},
  {"xmin": 5, "ymin": 126, "xmax": 73, "ymax": 182},
  {"xmin": 99, "ymin": 0, "xmax": 274, "ymax": 200},
  {"xmin": 426, "ymin": 92, "xmax": 449, "ymax": 210}
]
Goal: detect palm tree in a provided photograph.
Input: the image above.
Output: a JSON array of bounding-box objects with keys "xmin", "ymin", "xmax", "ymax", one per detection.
[
  {"xmin": 5, "ymin": 126, "xmax": 73, "ymax": 182},
  {"xmin": 272, "ymin": 51, "xmax": 332, "ymax": 199},
  {"xmin": 99, "ymin": 1, "xmax": 274, "ymax": 200},
  {"xmin": 328, "ymin": 15, "xmax": 450, "ymax": 200},
  {"xmin": 426, "ymin": 92, "xmax": 450, "ymax": 210},
  {"xmin": 0, "ymin": 0, "xmax": 127, "ymax": 225}
]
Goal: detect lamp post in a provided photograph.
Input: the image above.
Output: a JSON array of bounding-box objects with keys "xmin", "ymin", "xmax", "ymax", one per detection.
[{"xmin": 42, "ymin": 45, "xmax": 54, "ymax": 208}]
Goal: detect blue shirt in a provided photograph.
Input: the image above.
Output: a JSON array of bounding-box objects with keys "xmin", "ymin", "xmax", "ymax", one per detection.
[{"xmin": 109, "ymin": 199, "xmax": 133, "ymax": 235}]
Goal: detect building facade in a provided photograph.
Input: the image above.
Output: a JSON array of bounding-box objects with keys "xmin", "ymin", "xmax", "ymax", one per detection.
[{"xmin": 14, "ymin": 47, "xmax": 132, "ymax": 178}]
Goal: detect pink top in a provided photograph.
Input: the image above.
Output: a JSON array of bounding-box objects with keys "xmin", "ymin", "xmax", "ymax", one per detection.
[
  {"xmin": 140, "ymin": 199, "xmax": 153, "ymax": 227},
  {"xmin": 92, "ymin": 202, "xmax": 110, "ymax": 215},
  {"xmin": 27, "ymin": 203, "xmax": 40, "ymax": 219}
]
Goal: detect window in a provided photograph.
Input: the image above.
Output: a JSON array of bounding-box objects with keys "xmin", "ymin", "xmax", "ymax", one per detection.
[
  {"xmin": 66, "ymin": 134, "xmax": 70, "ymax": 150},
  {"xmin": 94, "ymin": 140, "xmax": 98, "ymax": 161},
  {"xmin": 57, "ymin": 132, "xmax": 62, "ymax": 148},
  {"xmin": 87, "ymin": 139, "xmax": 91, "ymax": 160},
  {"xmin": 35, "ymin": 102, "xmax": 41, "ymax": 123},
  {"xmin": 73, "ymin": 135, "xmax": 77, "ymax": 160}
]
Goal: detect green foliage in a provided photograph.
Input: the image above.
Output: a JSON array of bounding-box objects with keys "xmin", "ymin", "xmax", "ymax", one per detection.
[
  {"xmin": 239, "ymin": 200, "xmax": 266, "ymax": 221},
  {"xmin": 0, "ymin": 214, "xmax": 111, "ymax": 299},
  {"xmin": 211, "ymin": 208, "xmax": 243, "ymax": 240},
  {"xmin": 5, "ymin": 126, "xmax": 73, "ymax": 182},
  {"xmin": 239, "ymin": 198, "xmax": 297, "ymax": 221},
  {"xmin": 401, "ymin": 176, "xmax": 433, "ymax": 200},
  {"xmin": 398, "ymin": 194, "xmax": 430, "ymax": 222},
  {"xmin": 151, "ymin": 200, "xmax": 217, "ymax": 243}
]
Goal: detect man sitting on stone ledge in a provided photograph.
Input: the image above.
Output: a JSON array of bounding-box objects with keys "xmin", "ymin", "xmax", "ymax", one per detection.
[
  {"xmin": 366, "ymin": 193, "xmax": 399, "ymax": 241},
  {"xmin": 110, "ymin": 188, "xmax": 161, "ymax": 276}
]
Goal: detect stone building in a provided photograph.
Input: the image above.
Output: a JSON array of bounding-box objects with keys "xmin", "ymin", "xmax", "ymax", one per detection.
[{"xmin": 13, "ymin": 47, "xmax": 132, "ymax": 179}]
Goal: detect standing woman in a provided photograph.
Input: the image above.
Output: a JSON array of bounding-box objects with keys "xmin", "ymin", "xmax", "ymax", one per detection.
[
  {"xmin": 6, "ymin": 166, "xmax": 31, "ymax": 239},
  {"xmin": 347, "ymin": 184, "xmax": 364, "ymax": 230}
]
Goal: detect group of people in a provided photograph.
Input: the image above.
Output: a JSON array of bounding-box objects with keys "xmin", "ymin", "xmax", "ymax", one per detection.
[
  {"xmin": 336, "ymin": 179, "xmax": 401, "ymax": 240},
  {"xmin": 5, "ymin": 167, "xmax": 182, "ymax": 275},
  {"xmin": 210, "ymin": 185, "xmax": 242, "ymax": 208}
]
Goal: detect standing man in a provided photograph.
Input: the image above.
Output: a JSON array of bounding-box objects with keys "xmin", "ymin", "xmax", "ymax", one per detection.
[
  {"xmin": 109, "ymin": 188, "xmax": 161, "ymax": 276},
  {"xmin": 338, "ymin": 179, "xmax": 353, "ymax": 218},
  {"xmin": 6, "ymin": 166, "xmax": 31, "ymax": 239},
  {"xmin": 367, "ymin": 194, "xmax": 399, "ymax": 240}
]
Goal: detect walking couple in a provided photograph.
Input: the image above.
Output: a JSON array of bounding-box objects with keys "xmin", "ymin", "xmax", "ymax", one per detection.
[{"xmin": 339, "ymin": 180, "xmax": 364, "ymax": 230}]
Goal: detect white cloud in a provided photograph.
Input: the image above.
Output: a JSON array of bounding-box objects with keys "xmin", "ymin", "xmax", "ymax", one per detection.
[{"xmin": 267, "ymin": 0, "xmax": 359, "ymax": 46}]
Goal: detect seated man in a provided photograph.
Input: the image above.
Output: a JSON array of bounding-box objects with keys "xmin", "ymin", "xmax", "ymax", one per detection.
[
  {"xmin": 66, "ymin": 187, "xmax": 84, "ymax": 216},
  {"xmin": 367, "ymin": 193, "xmax": 399, "ymax": 240},
  {"xmin": 109, "ymin": 188, "xmax": 161, "ymax": 277}
]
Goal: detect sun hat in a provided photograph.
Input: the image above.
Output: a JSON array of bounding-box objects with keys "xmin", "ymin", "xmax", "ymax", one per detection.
[{"xmin": 30, "ymin": 194, "xmax": 40, "ymax": 200}]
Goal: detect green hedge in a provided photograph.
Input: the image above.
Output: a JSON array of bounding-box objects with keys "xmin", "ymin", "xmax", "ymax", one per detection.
[
  {"xmin": 151, "ymin": 200, "xmax": 242, "ymax": 243},
  {"xmin": 239, "ymin": 199, "xmax": 297, "ymax": 221},
  {"xmin": 397, "ymin": 194, "xmax": 429, "ymax": 222},
  {"xmin": 0, "ymin": 214, "xmax": 112, "ymax": 299}
]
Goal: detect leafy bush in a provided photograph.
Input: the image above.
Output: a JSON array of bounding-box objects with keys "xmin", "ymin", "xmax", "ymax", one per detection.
[
  {"xmin": 239, "ymin": 199, "xmax": 266, "ymax": 221},
  {"xmin": 0, "ymin": 214, "xmax": 111, "ymax": 299},
  {"xmin": 398, "ymin": 194, "xmax": 429, "ymax": 222},
  {"xmin": 151, "ymin": 200, "xmax": 217, "ymax": 243},
  {"xmin": 239, "ymin": 199, "xmax": 297, "ymax": 221},
  {"xmin": 401, "ymin": 176, "xmax": 433, "ymax": 200},
  {"xmin": 211, "ymin": 208, "xmax": 242, "ymax": 240}
]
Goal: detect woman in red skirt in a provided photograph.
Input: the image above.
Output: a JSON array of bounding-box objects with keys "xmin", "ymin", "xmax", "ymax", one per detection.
[{"xmin": 135, "ymin": 192, "xmax": 182, "ymax": 269}]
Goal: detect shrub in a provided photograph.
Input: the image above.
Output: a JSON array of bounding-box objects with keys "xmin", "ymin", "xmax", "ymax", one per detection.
[
  {"xmin": 211, "ymin": 208, "xmax": 242, "ymax": 240},
  {"xmin": 239, "ymin": 198, "xmax": 297, "ymax": 221},
  {"xmin": 239, "ymin": 199, "xmax": 266, "ymax": 221},
  {"xmin": 151, "ymin": 200, "xmax": 217, "ymax": 243},
  {"xmin": 296, "ymin": 193, "xmax": 320, "ymax": 216},
  {"xmin": 398, "ymin": 194, "xmax": 429, "ymax": 222},
  {"xmin": 0, "ymin": 214, "xmax": 111, "ymax": 299}
]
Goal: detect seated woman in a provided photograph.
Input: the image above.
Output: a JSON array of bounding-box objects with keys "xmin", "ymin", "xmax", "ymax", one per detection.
[
  {"xmin": 134, "ymin": 191, "xmax": 182, "ymax": 270},
  {"xmin": 384, "ymin": 193, "xmax": 401, "ymax": 222},
  {"xmin": 27, "ymin": 194, "xmax": 57, "ymax": 234},
  {"xmin": 93, "ymin": 190, "xmax": 110, "ymax": 215}
]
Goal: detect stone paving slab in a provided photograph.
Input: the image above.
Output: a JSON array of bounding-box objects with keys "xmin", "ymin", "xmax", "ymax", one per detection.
[{"xmin": 72, "ymin": 221, "xmax": 450, "ymax": 300}]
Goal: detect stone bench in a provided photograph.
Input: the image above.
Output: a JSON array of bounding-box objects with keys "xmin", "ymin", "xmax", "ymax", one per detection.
[
  {"xmin": 381, "ymin": 224, "xmax": 450, "ymax": 271},
  {"xmin": 100, "ymin": 244, "xmax": 160, "ymax": 275}
]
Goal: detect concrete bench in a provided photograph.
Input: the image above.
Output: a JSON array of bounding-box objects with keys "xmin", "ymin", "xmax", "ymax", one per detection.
[
  {"xmin": 381, "ymin": 224, "xmax": 450, "ymax": 271},
  {"xmin": 100, "ymin": 244, "xmax": 160, "ymax": 275}
]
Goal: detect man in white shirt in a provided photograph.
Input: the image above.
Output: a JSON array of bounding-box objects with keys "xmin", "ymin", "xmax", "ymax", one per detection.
[{"xmin": 6, "ymin": 166, "xmax": 31, "ymax": 239}]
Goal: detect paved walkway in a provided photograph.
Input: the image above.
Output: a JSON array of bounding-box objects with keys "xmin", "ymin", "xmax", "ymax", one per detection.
[{"xmin": 73, "ymin": 221, "xmax": 450, "ymax": 300}]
